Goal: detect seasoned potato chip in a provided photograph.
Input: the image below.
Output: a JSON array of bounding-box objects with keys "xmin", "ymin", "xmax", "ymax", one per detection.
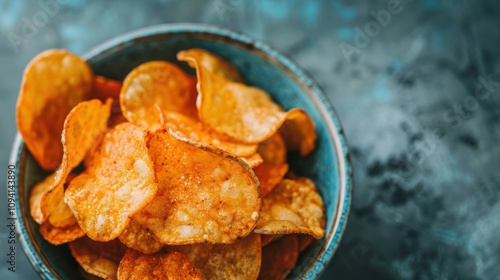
[
  {"xmin": 119, "ymin": 220, "xmax": 164, "ymax": 254},
  {"xmin": 29, "ymin": 172, "xmax": 57, "ymax": 224},
  {"xmin": 260, "ymin": 234, "xmax": 276, "ymax": 247},
  {"xmin": 93, "ymin": 76, "xmax": 122, "ymax": 101},
  {"xmin": 117, "ymin": 249, "xmax": 203, "ymax": 280},
  {"xmin": 164, "ymin": 112, "xmax": 257, "ymax": 157},
  {"xmin": 253, "ymin": 163, "xmax": 289, "ymax": 197},
  {"xmin": 132, "ymin": 129, "xmax": 260, "ymax": 245},
  {"xmin": 254, "ymin": 178, "xmax": 325, "ymax": 238},
  {"xmin": 65, "ymin": 123, "xmax": 157, "ymax": 241},
  {"xmin": 297, "ymin": 234, "xmax": 314, "ymax": 252},
  {"xmin": 16, "ymin": 49, "xmax": 93, "ymax": 170},
  {"xmin": 48, "ymin": 191, "xmax": 78, "ymax": 228},
  {"xmin": 40, "ymin": 220, "xmax": 85, "ymax": 245},
  {"xmin": 242, "ymin": 153, "xmax": 264, "ymax": 168},
  {"xmin": 171, "ymin": 233, "xmax": 261, "ymax": 280},
  {"xmin": 258, "ymin": 234, "xmax": 299, "ymax": 280},
  {"xmin": 279, "ymin": 108, "xmax": 317, "ymax": 156},
  {"xmin": 178, "ymin": 50, "xmax": 316, "ymax": 148},
  {"xmin": 69, "ymin": 236, "xmax": 127, "ymax": 280},
  {"xmin": 257, "ymin": 133, "xmax": 287, "ymax": 164},
  {"xmin": 29, "ymin": 99, "xmax": 112, "ymax": 224},
  {"xmin": 120, "ymin": 61, "xmax": 198, "ymax": 131},
  {"xmin": 177, "ymin": 48, "xmax": 243, "ymax": 82}
]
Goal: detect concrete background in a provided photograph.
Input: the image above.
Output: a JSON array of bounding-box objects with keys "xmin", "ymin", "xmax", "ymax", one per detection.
[{"xmin": 1, "ymin": 0, "xmax": 500, "ymax": 279}]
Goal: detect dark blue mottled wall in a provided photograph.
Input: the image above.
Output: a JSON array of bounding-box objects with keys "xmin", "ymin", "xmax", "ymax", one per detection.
[{"xmin": 1, "ymin": 0, "xmax": 499, "ymax": 279}]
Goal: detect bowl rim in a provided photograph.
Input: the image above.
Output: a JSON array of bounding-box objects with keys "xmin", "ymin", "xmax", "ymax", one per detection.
[{"xmin": 11, "ymin": 23, "xmax": 352, "ymax": 280}]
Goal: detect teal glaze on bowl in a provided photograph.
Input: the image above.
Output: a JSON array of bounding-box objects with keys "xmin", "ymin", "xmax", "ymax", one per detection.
[{"xmin": 11, "ymin": 24, "xmax": 352, "ymax": 280}]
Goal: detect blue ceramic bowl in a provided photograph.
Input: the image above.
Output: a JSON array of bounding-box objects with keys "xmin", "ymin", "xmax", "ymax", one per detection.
[{"xmin": 11, "ymin": 24, "xmax": 352, "ymax": 279}]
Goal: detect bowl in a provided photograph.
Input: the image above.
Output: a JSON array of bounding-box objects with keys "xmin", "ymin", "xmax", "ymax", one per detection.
[{"xmin": 11, "ymin": 23, "xmax": 352, "ymax": 280}]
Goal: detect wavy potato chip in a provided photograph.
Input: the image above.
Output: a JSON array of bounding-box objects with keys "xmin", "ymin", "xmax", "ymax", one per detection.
[
  {"xmin": 177, "ymin": 48, "xmax": 243, "ymax": 83},
  {"xmin": 258, "ymin": 234, "xmax": 299, "ymax": 280},
  {"xmin": 132, "ymin": 129, "xmax": 260, "ymax": 245},
  {"xmin": 253, "ymin": 163, "xmax": 289, "ymax": 197},
  {"xmin": 65, "ymin": 123, "xmax": 157, "ymax": 241},
  {"xmin": 119, "ymin": 220, "xmax": 164, "ymax": 254},
  {"xmin": 16, "ymin": 49, "xmax": 94, "ymax": 170},
  {"xmin": 120, "ymin": 61, "xmax": 198, "ymax": 131},
  {"xmin": 242, "ymin": 153, "xmax": 264, "ymax": 169},
  {"xmin": 29, "ymin": 99, "xmax": 112, "ymax": 224},
  {"xmin": 118, "ymin": 249, "xmax": 203, "ymax": 280},
  {"xmin": 93, "ymin": 76, "xmax": 122, "ymax": 101},
  {"xmin": 178, "ymin": 49, "xmax": 316, "ymax": 149},
  {"xmin": 69, "ymin": 236, "xmax": 127, "ymax": 280},
  {"xmin": 279, "ymin": 108, "xmax": 317, "ymax": 156},
  {"xmin": 260, "ymin": 234, "xmax": 276, "ymax": 247},
  {"xmin": 40, "ymin": 220, "xmax": 85, "ymax": 246},
  {"xmin": 164, "ymin": 112, "xmax": 257, "ymax": 157},
  {"xmin": 171, "ymin": 233, "xmax": 261, "ymax": 280},
  {"xmin": 254, "ymin": 178, "xmax": 325, "ymax": 239},
  {"xmin": 297, "ymin": 234, "xmax": 314, "ymax": 252},
  {"xmin": 257, "ymin": 133, "xmax": 287, "ymax": 164}
]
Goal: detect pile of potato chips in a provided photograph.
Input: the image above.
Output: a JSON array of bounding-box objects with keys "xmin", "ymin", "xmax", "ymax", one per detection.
[{"xmin": 17, "ymin": 48, "xmax": 325, "ymax": 280}]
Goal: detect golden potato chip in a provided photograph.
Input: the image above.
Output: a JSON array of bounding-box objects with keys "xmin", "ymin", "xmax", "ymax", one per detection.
[
  {"xmin": 117, "ymin": 249, "xmax": 203, "ymax": 280},
  {"xmin": 93, "ymin": 76, "xmax": 122, "ymax": 101},
  {"xmin": 119, "ymin": 220, "xmax": 164, "ymax": 254},
  {"xmin": 69, "ymin": 236, "xmax": 127, "ymax": 280},
  {"xmin": 29, "ymin": 172, "xmax": 57, "ymax": 224},
  {"xmin": 164, "ymin": 112, "xmax": 257, "ymax": 157},
  {"xmin": 40, "ymin": 220, "xmax": 85, "ymax": 245},
  {"xmin": 171, "ymin": 233, "xmax": 261, "ymax": 280},
  {"xmin": 177, "ymin": 48, "xmax": 243, "ymax": 82},
  {"xmin": 132, "ymin": 129, "xmax": 260, "ymax": 245},
  {"xmin": 48, "ymin": 193, "xmax": 78, "ymax": 228},
  {"xmin": 242, "ymin": 153, "xmax": 264, "ymax": 168},
  {"xmin": 253, "ymin": 163, "xmax": 289, "ymax": 197},
  {"xmin": 178, "ymin": 50, "xmax": 316, "ymax": 148},
  {"xmin": 258, "ymin": 234, "xmax": 299, "ymax": 280},
  {"xmin": 65, "ymin": 123, "xmax": 157, "ymax": 241},
  {"xmin": 16, "ymin": 49, "xmax": 93, "ymax": 170},
  {"xmin": 257, "ymin": 133, "xmax": 287, "ymax": 164},
  {"xmin": 29, "ymin": 99, "xmax": 112, "ymax": 224},
  {"xmin": 297, "ymin": 234, "xmax": 314, "ymax": 252},
  {"xmin": 120, "ymin": 61, "xmax": 198, "ymax": 131},
  {"xmin": 254, "ymin": 178, "xmax": 325, "ymax": 238},
  {"xmin": 260, "ymin": 234, "xmax": 276, "ymax": 247},
  {"xmin": 279, "ymin": 108, "xmax": 317, "ymax": 156}
]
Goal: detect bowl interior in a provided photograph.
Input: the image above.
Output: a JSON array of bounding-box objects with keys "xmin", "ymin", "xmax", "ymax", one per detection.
[{"xmin": 15, "ymin": 24, "xmax": 351, "ymax": 280}]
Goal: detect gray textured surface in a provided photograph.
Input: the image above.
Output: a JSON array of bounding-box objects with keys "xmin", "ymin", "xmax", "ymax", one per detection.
[{"xmin": 1, "ymin": 0, "xmax": 500, "ymax": 279}]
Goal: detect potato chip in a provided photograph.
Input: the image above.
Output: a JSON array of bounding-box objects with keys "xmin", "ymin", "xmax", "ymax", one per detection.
[
  {"xmin": 177, "ymin": 48, "xmax": 243, "ymax": 82},
  {"xmin": 40, "ymin": 220, "xmax": 85, "ymax": 245},
  {"xmin": 119, "ymin": 220, "xmax": 164, "ymax": 254},
  {"xmin": 29, "ymin": 99, "xmax": 112, "ymax": 224},
  {"xmin": 69, "ymin": 236, "xmax": 127, "ymax": 280},
  {"xmin": 132, "ymin": 129, "xmax": 260, "ymax": 245},
  {"xmin": 260, "ymin": 234, "xmax": 276, "ymax": 247},
  {"xmin": 117, "ymin": 249, "xmax": 203, "ymax": 280},
  {"xmin": 171, "ymin": 233, "xmax": 261, "ymax": 280},
  {"xmin": 16, "ymin": 49, "xmax": 94, "ymax": 170},
  {"xmin": 65, "ymin": 123, "xmax": 157, "ymax": 241},
  {"xmin": 279, "ymin": 108, "xmax": 317, "ymax": 156},
  {"xmin": 48, "ymin": 190, "xmax": 78, "ymax": 228},
  {"xmin": 253, "ymin": 163, "xmax": 289, "ymax": 196},
  {"xmin": 164, "ymin": 112, "xmax": 257, "ymax": 157},
  {"xmin": 120, "ymin": 61, "xmax": 198, "ymax": 131},
  {"xmin": 254, "ymin": 178, "xmax": 325, "ymax": 238},
  {"xmin": 297, "ymin": 234, "xmax": 314, "ymax": 252},
  {"xmin": 93, "ymin": 76, "xmax": 122, "ymax": 101},
  {"xmin": 242, "ymin": 153, "xmax": 264, "ymax": 168},
  {"xmin": 178, "ymin": 50, "xmax": 316, "ymax": 148},
  {"xmin": 258, "ymin": 234, "xmax": 299, "ymax": 280},
  {"xmin": 257, "ymin": 133, "xmax": 287, "ymax": 164}
]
